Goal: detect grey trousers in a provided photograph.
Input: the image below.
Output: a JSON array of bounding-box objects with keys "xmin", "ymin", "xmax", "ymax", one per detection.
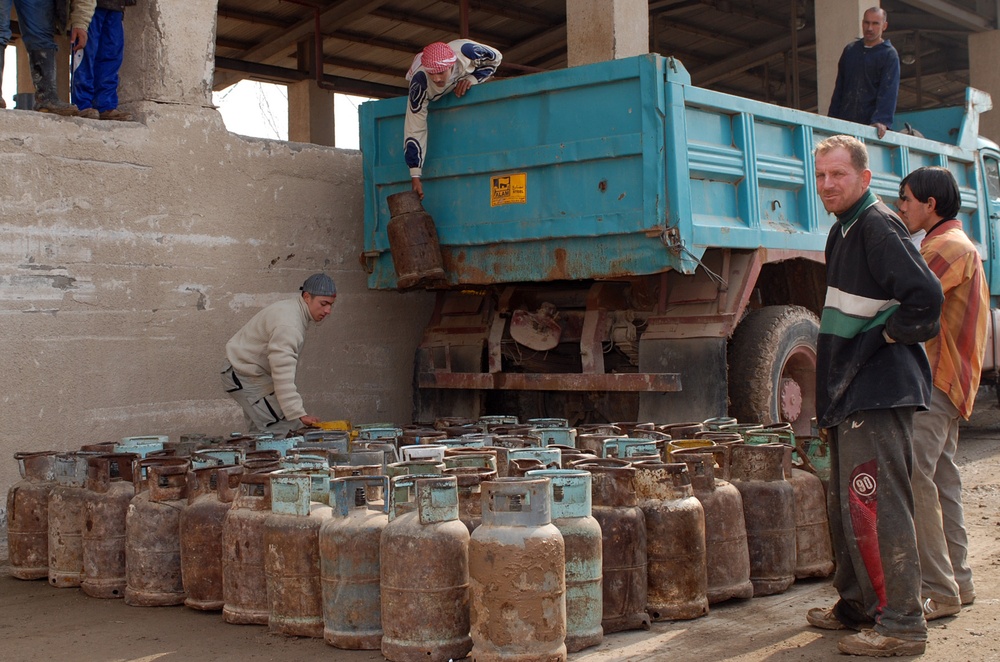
[
  {"xmin": 911, "ymin": 387, "xmax": 974, "ymax": 606},
  {"xmin": 827, "ymin": 408, "xmax": 927, "ymax": 641},
  {"xmin": 221, "ymin": 362, "xmax": 299, "ymax": 436}
]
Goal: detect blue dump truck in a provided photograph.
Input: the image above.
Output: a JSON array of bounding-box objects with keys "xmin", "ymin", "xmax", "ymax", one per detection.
[{"xmin": 360, "ymin": 54, "xmax": 1000, "ymax": 433}]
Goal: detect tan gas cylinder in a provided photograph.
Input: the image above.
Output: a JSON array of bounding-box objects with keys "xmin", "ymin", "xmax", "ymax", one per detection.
[
  {"xmin": 633, "ymin": 462, "xmax": 708, "ymax": 621},
  {"xmin": 572, "ymin": 458, "xmax": 651, "ymax": 634},
  {"xmin": 781, "ymin": 446, "xmax": 834, "ymax": 579},
  {"xmin": 469, "ymin": 477, "xmax": 567, "ymax": 662},
  {"xmin": 7, "ymin": 451, "xmax": 57, "ymax": 580},
  {"xmin": 124, "ymin": 457, "xmax": 190, "ymax": 606},
  {"xmin": 380, "ymin": 475, "xmax": 472, "ymax": 662},
  {"xmin": 445, "ymin": 466, "xmax": 497, "ymax": 533},
  {"xmin": 729, "ymin": 444, "xmax": 796, "ymax": 596},
  {"xmin": 180, "ymin": 464, "xmax": 244, "ymax": 610},
  {"xmin": 81, "ymin": 453, "xmax": 137, "ymax": 598},
  {"xmin": 48, "ymin": 452, "xmax": 92, "ymax": 587},
  {"xmin": 385, "ymin": 190, "xmax": 446, "ymax": 289},
  {"xmin": 264, "ymin": 472, "xmax": 332, "ymax": 637},
  {"xmin": 672, "ymin": 449, "xmax": 754, "ymax": 603},
  {"xmin": 222, "ymin": 471, "xmax": 273, "ymax": 625}
]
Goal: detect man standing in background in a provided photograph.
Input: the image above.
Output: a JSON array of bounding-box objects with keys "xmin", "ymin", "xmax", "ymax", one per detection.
[{"xmin": 829, "ymin": 7, "xmax": 900, "ymax": 139}]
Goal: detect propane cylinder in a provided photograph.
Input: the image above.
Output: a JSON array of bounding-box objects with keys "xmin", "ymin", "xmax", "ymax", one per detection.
[
  {"xmin": 443, "ymin": 450, "xmax": 498, "ymax": 473},
  {"xmin": 672, "ymin": 449, "xmax": 753, "ymax": 603},
  {"xmin": 572, "ymin": 458, "xmax": 650, "ymax": 634},
  {"xmin": 728, "ymin": 444, "xmax": 796, "ymax": 596},
  {"xmin": 781, "ymin": 447, "xmax": 834, "ymax": 579},
  {"xmin": 263, "ymin": 472, "xmax": 332, "ymax": 637},
  {"xmin": 7, "ymin": 451, "xmax": 57, "ymax": 580},
  {"xmin": 180, "ymin": 464, "xmax": 244, "ymax": 610},
  {"xmin": 633, "ymin": 462, "xmax": 708, "ymax": 621},
  {"xmin": 526, "ymin": 469, "xmax": 603, "ymax": 653},
  {"xmin": 508, "ymin": 447, "xmax": 561, "ymax": 470},
  {"xmin": 600, "ymin": 438, "xmax": 658, "ymax": 462},
  {"xmin": 531, "ymin": 423, "xmax": 578, "ymax": 449},
  {"xmin": 222, "ymin": 471, "xmax": 273, "ymax": 624},
  {"xmin": 320, "ymin": 475, "xmax": 391, "ymax": 650},
  {"xmin": 445, "ymin": 466, "xmax": 497, "ymax": 533},
  {"xmin": 81, "ymin": 453, "xmax": 137, "ymax": 598},
  {"xmin": 385, "ymin": 190, "xmax": 446, "ymax": 288},
  {"xmin": 469, "ymin": 477, "xmax": 567, "ymax": 662},
  {"xmin": 380, "ymin": 475, "xmax": 472, "ymax": 662},
  {"xmin": 124, "ymin": 457, "xmax": 190, "ymax": 606},
  {"xmin": 508, "ymin": 457, "xmax": 546, "ymax": 477},
  {"xmin": 48, "ymin": 452, "xmax": 92, "ymax": 587}
]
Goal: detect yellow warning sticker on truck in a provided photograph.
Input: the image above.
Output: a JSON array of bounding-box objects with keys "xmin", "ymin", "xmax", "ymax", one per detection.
[{"xmin": 490, "ymin": 173, "xmax": 527, "ymax": 207}]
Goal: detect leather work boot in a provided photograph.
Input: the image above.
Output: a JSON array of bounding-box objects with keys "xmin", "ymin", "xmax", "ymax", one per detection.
[
  {"xmin": 838, "ymin": 629, "xmax": 926, "ymax": 657},
  {"xmin": 99, "ymin": 108, "xmax": 133, "ymax": 121},
  {"xmin": 78, "ymin": 108, "xmax": 100, "ymax": 119},
  {"xmin": 28, "ymin": 49, "xmax": 78, "ymax": 116}
]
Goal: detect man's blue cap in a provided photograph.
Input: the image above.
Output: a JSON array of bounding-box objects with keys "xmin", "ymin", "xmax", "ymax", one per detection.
[{"xmin": 300, "ymin": 273, "xmax": 336, "ymax": 296}]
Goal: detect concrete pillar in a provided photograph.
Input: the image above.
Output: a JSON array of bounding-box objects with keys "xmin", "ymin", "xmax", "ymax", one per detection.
[
  {"xmin": 287, "ymin": 37, "xmax": 336, "ymax": 146},
  {"xmin": 969, "ymin": 30, "xmax": 1000, "ymax": 145},
  {"xmin": 814, "ymin": 0, "xmax": 872, "ymax": 116},
  {"xmin": 566, "ymin": 0, "xmax": 648, "ymax": 68},
  {"xmin": 288, "ymin": 80, "xmax": 336, "ymax": 146},
  {"xmin": 118, "ymin": 0, "xmax": 218, "ymax": 108}
]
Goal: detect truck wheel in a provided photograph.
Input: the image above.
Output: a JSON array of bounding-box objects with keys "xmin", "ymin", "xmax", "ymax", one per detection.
[{"xmin": 728, "ymin": 305, "xmax": 818, "ymax": 436}]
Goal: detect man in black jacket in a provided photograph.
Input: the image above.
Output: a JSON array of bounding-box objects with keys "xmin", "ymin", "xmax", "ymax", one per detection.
[{"xmin": 806, "ymin": 135, "xmax": 942, "ymax": 657}]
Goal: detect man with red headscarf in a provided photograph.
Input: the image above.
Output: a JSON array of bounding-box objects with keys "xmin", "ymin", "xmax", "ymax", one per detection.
[{"xmin": 404, "ymin": 39, "xmax": 502, "ymax": 199}]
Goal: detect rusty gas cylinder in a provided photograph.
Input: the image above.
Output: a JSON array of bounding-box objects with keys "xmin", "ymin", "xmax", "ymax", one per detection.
[
  {"xmin": 444, "ymin": 449, "xmax": 498, "ymax": 472},
  {"xmin": 572, "ymin": 458, "xmax": 650, "ymax": 634},
  {"xmin": 633, "ymin": 462, "xmax": 708, "ymax": 621},
  {"xmin": 81, "ymin": 453, "xmax": 137, "ymax": 598},
  {"xmin": 381, "ymin": 475, "xmax": 471, "ymax": 662},
  {"xmin": 469, "ymin": 477, "xmax": 567, "ymax": 662},
  {"xmin": 531, "ymin": 425, "xmax": 578, "ymax": 449},
  {"xmin": 48, "ymin": 452, "xmax": 92, "ymax": 587},
  {"xmin": 526, "ymin": 469, "xmax": 603, "ymax": 653},
  {"xmin": 180, "ymin": 464, "xmax": 244, "ymax": 610},
  {"xmin": 728, "ymin": 444, "xmax": 796, "ymax": 596},
  {"xmin": 124, "ymin": 457, "xmax": 189, "ymax": 606},
  {"xmin": 702, "ymin": 417, "xmax": 738, "ymax": 431},
  {"xmin": 401, "ymin": 426, "xmax": 447, "ymax": 445},
  {"xmin": 672, "ymin": 449, "xmax": 753, "ymax": 603},
  {"xmin": 320, "ymin": 475, "xmax": 391, "ymax": 650},
  {"xmin": 508, "ymin": 447, "xmax": 561, "ymax": 470},
  {"xmin": 263, "ymin": 472, "xmax": 332, "ymax": 637},
  {"xmin": 385, "ymin": 190, "xmax": 446, "ymax": 289},
  {"xmin": 781, "ymin": 446, "xmax": 834, "ymax": 579},
  {"xmin": 222, "ymin": 471, "xmax": 273, "ymax": 624},
  {"xmin": 445, "ymin": 466, "xmax": 497, "ymax": 533},
  {"xmin": 7, "ymin": 451, "xmax": 57, "ymax": 580},
  {"xmin": 600, "ymin": 438, "xmax": 658, "ymax": 463},
  {"xmin": 508, "ymin": 457, "xmax": 546, "ymax": 477}
]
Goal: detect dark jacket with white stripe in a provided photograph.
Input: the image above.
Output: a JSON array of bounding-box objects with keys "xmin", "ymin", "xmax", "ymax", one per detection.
[{"xmin": 816, "ymin": 189, "xmax": 943, "ymax": 428}]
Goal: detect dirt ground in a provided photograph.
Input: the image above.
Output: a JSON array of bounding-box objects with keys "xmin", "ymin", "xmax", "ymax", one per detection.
[{"xmin": 2, "ymin": 396, "xmax": 999, "ymax": 662}]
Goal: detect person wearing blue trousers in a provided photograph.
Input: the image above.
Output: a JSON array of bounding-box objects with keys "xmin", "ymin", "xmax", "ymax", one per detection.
[{"xmin": 72, "ymin": 0, "xmax": 133, "ymax": 120}]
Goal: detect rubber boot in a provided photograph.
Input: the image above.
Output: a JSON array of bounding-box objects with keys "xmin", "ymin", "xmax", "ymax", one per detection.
[
  {"xmin": 0, "ymin": 46, "xmax": 6, "ymax": 109},
  {"xmin": 28, "ymin": 49, "xmax": 78, "ymax": 116}
]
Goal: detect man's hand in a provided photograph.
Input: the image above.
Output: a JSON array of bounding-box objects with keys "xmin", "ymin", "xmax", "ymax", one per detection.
[
  {"xmin": 411, "ymin": 177, "xmax": 424, "ymax": 200},
  {"xmin": 299, "ymin": 415, "xmax": 320, "ymax": 427},
  {"xmin": 872, "ymin": 122, "xmax": 887, "ymax": 139},
  {"xmin": 454, "ymin": 78, "xmax": 472, "ymax": 98},
  {"xmin": 71, "ymin": 27, "xmax": 88, "ymax": 52}
]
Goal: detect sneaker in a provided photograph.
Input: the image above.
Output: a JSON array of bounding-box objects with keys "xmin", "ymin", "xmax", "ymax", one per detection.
[
  {"xmin": 78, "ymin": 108, "xmax": 99, "ymax": 120},
  {"xmin": 922, "ymin": 597, "xmax": 961, "ymax": 621},
  {"xmin": 959, "ymin": 586, "xmax": 976, "ymax": 606},
  {"xmin": 99, "ymin": 108, "xmax": 133, "ymax": 121},
  {"xmin": 806, "ymin": 606, "xmax": 850, "ymax": 630},
  {"xmin": 838, "ymin": 629, "xmax": 926, "ymax": 657}
]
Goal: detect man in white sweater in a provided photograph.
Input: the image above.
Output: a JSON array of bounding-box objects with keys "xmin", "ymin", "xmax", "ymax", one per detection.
[{"xmin": 221, "ymin": 273, "xmax": 336, "ymax": 435}]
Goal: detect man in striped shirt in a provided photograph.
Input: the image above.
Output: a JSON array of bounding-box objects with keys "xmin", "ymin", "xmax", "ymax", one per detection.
[
  {"xmin": 806, "ymin": 135, "xmax": 942, "ymax": 657},
  {"xmin": 897, "ymin": 166, "xmax": 987, "ymax": 621}
]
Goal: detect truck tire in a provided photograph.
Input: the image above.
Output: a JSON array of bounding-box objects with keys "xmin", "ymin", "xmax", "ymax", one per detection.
[{"xmin": 728, "ymin": 305, "xmax": 818, "ymax": 436}]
